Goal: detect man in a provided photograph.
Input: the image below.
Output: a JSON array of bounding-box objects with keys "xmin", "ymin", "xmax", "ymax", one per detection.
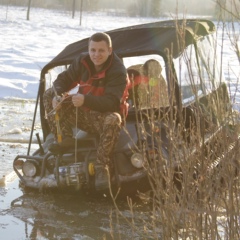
[{"xmin": 43, "ymin": 32, "xmax": 129, "ymax": 178}]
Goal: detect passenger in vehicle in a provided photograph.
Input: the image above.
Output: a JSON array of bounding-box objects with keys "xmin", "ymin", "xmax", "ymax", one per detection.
[
  {"xmin": 43, "ymin": 32, "xmax": 129, "ymax": 180},
  {"xmin": 141, "ymin": 59, "xmax": 169, "ymax": 108},
  {"xmin": 128, "ymin": 59, "xmax": 169, "ymax": 109}
]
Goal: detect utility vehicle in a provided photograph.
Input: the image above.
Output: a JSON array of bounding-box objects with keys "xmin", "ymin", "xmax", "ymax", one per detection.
[{"xmin": 13, "ymin": 19, "xmax": 239, "ymax": 193}]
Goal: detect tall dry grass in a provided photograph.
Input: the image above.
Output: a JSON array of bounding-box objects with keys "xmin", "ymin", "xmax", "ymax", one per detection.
[{"xmin": 110, "ymin": 1, "xmax": 240, "ymax": 239}]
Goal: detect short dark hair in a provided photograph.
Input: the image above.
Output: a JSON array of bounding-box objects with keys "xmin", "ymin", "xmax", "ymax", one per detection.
[
  {"xmin": 143, "ymin": 59, "xmax": 162, "ymax": 77},
  {"xmin": 89, "ymin": 32, "xmax": 112, "ymax": 48}
]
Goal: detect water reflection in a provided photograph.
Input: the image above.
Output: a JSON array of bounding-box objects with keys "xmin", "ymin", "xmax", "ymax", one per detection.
[
  {"xmin": 7, "ymin": 183, "xmax": 146, "ymax": 240},
  {"xmin": 10, "ymin": 192, "xmax": 110, "ymax": 239}
]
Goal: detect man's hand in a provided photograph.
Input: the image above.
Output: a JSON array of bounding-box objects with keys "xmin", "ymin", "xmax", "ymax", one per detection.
[
  {"xmin": 72, "ymin": 93, "xmax": 85, "ymax": 107},
  {"xmin": 52, "ymin": 96, "xmax": 62, "ymax": 110}
]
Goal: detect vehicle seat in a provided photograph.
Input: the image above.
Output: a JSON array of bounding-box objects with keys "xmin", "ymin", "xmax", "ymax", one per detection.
[{"xmin": 127, "ymin": 68, "xmax": 142, "ymax": 107}]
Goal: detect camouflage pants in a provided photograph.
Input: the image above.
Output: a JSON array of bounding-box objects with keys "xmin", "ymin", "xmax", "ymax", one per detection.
[{"xmin": 43, "ymin": 88, "xmax": 122, "ymax": 166}]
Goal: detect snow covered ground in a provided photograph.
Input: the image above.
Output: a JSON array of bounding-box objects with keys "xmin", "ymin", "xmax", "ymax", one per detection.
[
  {"xmin": 0, "ymin": 5, "xmax": 239, "ymax": 178},
  {"xmin": 0, "ymin": 6, "xmax": 163, "ymax": 99},
  {"xmin": 0, "ymin": 5, "xmax": 165, "ymax": 179},
  {"xmin": 0, "ymin": 6, "xmax": 239, "ymax": 239},
  {"xmin": 0, "ymin": 6, "xmax": 238, "ymax": 101}
]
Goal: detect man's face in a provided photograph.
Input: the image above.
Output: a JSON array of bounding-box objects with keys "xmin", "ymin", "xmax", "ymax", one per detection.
[{"xmin": 89, "ymin": 40, "xmax": 112, "ymax": 70}]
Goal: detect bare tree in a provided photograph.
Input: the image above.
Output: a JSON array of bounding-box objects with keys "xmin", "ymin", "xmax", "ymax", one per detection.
[
  {"xmin": 129, "ymin": 0, "xmax": 161, "ymax": 17},
  {"xmin": 80, "ymin": 0, "xmax": 83, "ymax": 26},
  {"xmin": 72, "ymin": 0, "xmax": 76, "ymax": 18},
  {"xmin": 26, "ymin": 0, "xmax": 32, "ymax": 21}
]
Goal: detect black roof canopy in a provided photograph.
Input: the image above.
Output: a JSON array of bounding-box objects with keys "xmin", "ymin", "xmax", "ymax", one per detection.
[{"xmin": 41, "ymin": 19, "xmax": 215, "ymax": 77}]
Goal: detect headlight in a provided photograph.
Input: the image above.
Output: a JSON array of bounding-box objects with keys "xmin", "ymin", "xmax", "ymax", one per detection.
[
  {"xmin": 131, "ymin": 153, "xmax": 144, "ymax": 168},
  {"xmin": 13, "ymin": 159, "xmax": 24, "ymax": 170},
  {"xmin": 22, "ymin": 160, "xmax": 38, "ymax": 177}
]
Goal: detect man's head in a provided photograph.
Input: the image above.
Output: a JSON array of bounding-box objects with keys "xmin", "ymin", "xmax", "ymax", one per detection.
[{"xmin": 88, "ymin": 32, "xmax": 112, "ymax": 71}]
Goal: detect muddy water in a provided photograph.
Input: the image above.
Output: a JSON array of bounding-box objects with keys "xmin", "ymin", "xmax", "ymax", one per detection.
[
  {"xmin": 1, "ymin": 178, "xmax": 148, "ymax": 240},
  {"xmin": 0, "ymin": 99, "xmax": 40, "ymax": 180},
  {"xmin": 0, "ymin": 100, "xmax": 148, "ymax": 240}
]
